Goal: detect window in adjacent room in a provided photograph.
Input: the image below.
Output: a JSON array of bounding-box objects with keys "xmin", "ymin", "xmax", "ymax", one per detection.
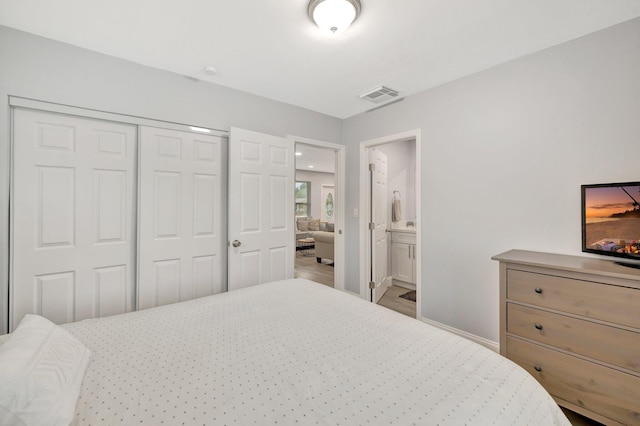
[{"xmin": 295, "ymin": 181, "xmax": 310, "ymax": 217}]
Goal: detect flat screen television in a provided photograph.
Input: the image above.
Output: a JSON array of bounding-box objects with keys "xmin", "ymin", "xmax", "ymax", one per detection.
[{"xmin": 581, "ymin": 181, "xmax": 640, "ymax": 266}]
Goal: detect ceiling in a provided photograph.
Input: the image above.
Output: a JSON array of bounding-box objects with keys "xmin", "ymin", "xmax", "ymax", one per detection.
[
  {"xmin": 295, "ymin": 144, "xmax": 335, "ymax": 173},
  {"xmin": 1, "ymin": 1, "xmax": 639, "ymax": 119}
]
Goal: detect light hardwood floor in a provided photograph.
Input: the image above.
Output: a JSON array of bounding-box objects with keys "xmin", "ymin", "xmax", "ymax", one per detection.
[
  {"xmin": 377, "ymin": 285, "xmax": 416, "ymax": 318},
  {"xmin": 294, "ymin": 250, "xmax": 334, "ymax": 287}
]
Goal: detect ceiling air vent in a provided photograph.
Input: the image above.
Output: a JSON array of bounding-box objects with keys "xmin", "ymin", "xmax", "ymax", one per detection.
[{"xmin": 358, "ymin": 86, "xmax": 399, "ymax": 103}]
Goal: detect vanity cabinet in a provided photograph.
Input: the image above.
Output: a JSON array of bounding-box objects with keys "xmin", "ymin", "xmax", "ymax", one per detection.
[
  {"xmin": 391, "ymin": 231, "xmax": 416, "ymax": 284},
  {"xmin": 493, "ymin": 250, "xmax": 640, "ymax": 426}
]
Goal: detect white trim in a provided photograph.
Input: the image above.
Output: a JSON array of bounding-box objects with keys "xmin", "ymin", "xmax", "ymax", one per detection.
[
  {"xmin": 359, "ymin": 147, "xmax": 369, "ymax": 301},
  {"xmin": 9, "ymin": 96, "xmax": 228, "ymax": 137},
  {"xmin": 287, "ymin": 135, "xmax": 343, "ymax": 151},
  {"xmin": 421, "ymin": 316, "xmax": 500, "ymax": 353},
  {"xmin": 359, "ymin": 129, "xmax": 422, "ymax": 320},
  {"xmin": 287, "ymin": 135, "xmax": 346, "ymax": 292},
  {"xmin": 4, "ymin": 107, "xmax": 15, "ymax": 334},
  {"xmin": 414, "ymin": 130, "xmax": 421, "ymax": 319},
  {"xmin": 343, "ymin": 290, "xmax": 361, "ymax": 298}
]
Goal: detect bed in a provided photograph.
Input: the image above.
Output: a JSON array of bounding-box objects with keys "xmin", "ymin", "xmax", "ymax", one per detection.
[{"xmin": 1, "ymin": 278, "xmax": 569, "ymax": 425}]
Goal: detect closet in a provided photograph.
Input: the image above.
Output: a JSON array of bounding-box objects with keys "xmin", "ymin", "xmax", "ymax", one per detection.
[
  {"xmin": 137, "ymin": 126, "xmax": 223, "ymax": 309},
  {"xmin": 10, "ymin": 106, "xmax": 225, "ymax": 330}
]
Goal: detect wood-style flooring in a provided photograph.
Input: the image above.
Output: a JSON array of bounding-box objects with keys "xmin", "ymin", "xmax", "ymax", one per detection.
[
  {"xmin": 294, "ymin": 251, "xmax": 334, "ymax": 287},
  {"xmin": 377, "ymin": 285, "xmax": 416, "ymax": 318},
  {"xmin": 295, "ymin": 251, "xmax": 415, "ymax": 318}
]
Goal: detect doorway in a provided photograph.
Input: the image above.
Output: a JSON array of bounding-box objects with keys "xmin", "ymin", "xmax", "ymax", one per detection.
[
  {"xmin": 290, "ymin": 136, "xmax": 345, "ymax": 291},
  {"xmin": 359, "ymin": 130, "xmax": 421, "ymax": 319}
]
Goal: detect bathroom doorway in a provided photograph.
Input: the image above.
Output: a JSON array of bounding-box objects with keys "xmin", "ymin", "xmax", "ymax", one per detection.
[{"xmin": 359, "ymin": 130, "xmax": 421, "ymax": 319}]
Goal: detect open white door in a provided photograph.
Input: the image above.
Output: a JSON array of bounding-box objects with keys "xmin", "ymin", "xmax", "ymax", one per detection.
[
  {"xmin": 228, "ymin": 127, "xmax": 294, "ymax": 290},
  {"xmin": 370, "ymin": 149, "xmax": 391, "ymax": 302},
  {"xmin": 137, "ymin": 127, "xmax": 224, "ymax": 309}
]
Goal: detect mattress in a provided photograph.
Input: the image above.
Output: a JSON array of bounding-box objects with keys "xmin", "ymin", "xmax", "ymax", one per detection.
[{"xmin": 5, "ymin": 278, "xmax": 570, "ymax": 425}]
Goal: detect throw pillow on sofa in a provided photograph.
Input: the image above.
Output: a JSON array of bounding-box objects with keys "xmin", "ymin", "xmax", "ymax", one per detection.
[
  {"xmin": 297, "ymin": 218, "xmax": 309, "ymax": 231},
  {"xmin": 308, "ymin": 218, "xmax": 320, "ymax": 231}
]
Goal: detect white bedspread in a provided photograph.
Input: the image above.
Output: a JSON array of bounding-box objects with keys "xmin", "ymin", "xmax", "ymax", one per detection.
[{"xmin": 45, "ymin": 279, "xmax": 566, "ymax": 425}]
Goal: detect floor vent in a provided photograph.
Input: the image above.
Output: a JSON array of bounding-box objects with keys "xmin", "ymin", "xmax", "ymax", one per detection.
[{"xmin": 358, "ymin": 86, "xmax": 399, "ymax": 103}]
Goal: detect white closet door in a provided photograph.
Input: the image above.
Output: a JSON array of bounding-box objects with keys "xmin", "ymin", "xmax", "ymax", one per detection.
[
  {"xmin": 227, "ymin": 127, "xmax": 294, "ymax": 291},
  {"xmin": 11, "ymin": 108, "xmax": 136, "ymax": 330},
  {"xmin": 137, "ymin": 127, "xmax": 224, "ymax": 309}
]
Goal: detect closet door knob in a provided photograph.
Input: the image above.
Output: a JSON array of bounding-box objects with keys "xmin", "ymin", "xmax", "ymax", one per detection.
[
  {"xmin": 534, "ymin": 287, "xmax": 543, "ymax": 294},
  {"xmin": 534, "ymin": 323, "xmax": 543, "ymax": 330},
  {"xmin": 232, "ymin": 240, "xmax": 242, "ymax": 248}
]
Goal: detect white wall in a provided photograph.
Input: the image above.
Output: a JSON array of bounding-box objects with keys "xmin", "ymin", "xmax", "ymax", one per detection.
[
  {"xmin": 0, "ymin": 26, "xmax": 343, "ymax": 333},
  {"xmin": 376, "ymin": 140, "xmax": 416, "ymax": 225},
  {"xmin": 3, "ymin": 18, "xmax": 640, "ymax": 341},
  {"xmin": 342, "ymin": 18, "xmax": 640, "ymax": 344},
  {"xmin": 295, "ymin": 170, "xmax": 335, "ymax": 221}
]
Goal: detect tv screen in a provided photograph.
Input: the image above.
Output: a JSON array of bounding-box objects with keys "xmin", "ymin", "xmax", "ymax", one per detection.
[{"xmin": 582, "ymin": 182, "xmax": 640, "ymax": 261}]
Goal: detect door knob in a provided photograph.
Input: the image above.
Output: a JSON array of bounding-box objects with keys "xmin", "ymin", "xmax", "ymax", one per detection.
[{"xmin": 232, "ymin": 240, "xmax": 241, "ymax": 247}]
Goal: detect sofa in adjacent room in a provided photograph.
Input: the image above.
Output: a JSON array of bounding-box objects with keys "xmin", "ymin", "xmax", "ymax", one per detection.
[
  {"xmin": 295, "ymin": 217, "xmax": 334, "ymax": 262},
  {"xmin": 312, "ymin": 229, "xmax": 334, "ymax": 263}
]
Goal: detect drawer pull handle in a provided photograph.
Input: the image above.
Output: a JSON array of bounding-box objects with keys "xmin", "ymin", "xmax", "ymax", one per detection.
[
  {"xmin": 534, "ymin": 287, "xmax": 543, "ymax": 294},
  {"xmin": 534, "ymin": 365, "xmax": 542, "ymax": 372},
  {"xmin": 534, "ymin": 323, "xmax": 543, "ymax": 330}
]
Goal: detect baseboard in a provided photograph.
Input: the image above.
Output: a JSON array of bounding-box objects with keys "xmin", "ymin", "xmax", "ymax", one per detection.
[
  {"xmin": 392, "ymin": 280, "xmax": 415, "ymax": 291},
  {"xmin": 420, "ymin": 317, "xmax": 499, "ymax": 353}
]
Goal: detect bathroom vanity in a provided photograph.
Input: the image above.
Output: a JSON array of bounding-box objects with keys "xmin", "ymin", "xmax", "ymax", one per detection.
[{"xmin": 391, "ymin": 228, "xmax": 416, "ymax": 286}]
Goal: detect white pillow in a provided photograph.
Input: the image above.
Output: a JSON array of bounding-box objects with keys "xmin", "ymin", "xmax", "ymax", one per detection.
[{"xmin": 0, "ymin": 315, "xmax": 91, "ymax": 426}]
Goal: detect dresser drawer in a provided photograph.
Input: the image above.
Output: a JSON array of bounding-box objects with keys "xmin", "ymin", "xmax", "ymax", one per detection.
[
  {"xmin": 506, "ymin": 269, "xmax": 640, "ymax": 328},
  {"xmin": 507, "ymin": 303, "xmax": 640, "ymax": 373},
  {"xmin": 507, "ymin": 336, "xmax": 640, "ymax": 425}
]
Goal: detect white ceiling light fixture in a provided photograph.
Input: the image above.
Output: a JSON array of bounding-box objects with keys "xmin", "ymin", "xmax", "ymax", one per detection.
[{"xmin": 308, "ymin": 0, "xmax": 361, "ymax": 34}]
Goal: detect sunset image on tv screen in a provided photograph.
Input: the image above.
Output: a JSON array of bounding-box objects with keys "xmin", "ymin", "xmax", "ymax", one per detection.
[{"xmin": 584, "ymin": 184, "xmax": 640, "ymax": 257}]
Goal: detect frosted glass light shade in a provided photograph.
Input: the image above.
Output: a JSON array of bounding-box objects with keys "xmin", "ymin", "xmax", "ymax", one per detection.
[{"xmin": 308, "ymin": 0, "xmax": 361, "ymax": 34}]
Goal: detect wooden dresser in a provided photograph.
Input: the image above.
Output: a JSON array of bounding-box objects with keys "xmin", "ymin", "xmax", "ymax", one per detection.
[{"xmin": 492, "ymin": 250, "xmax": 640, "ymax": 426}]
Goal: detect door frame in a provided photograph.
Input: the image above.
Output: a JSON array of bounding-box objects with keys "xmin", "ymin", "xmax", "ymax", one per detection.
[
  {"xmin": 288, "ymin": 135, "xmax": 345, "ymax": 291},
  {"xmin": 359, "ymin": 129, "xmax": 422, "ymax": 319}
]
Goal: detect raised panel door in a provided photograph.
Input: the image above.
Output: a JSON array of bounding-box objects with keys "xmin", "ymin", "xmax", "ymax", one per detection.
[
  {"xmin": 370, "ymin": 149, "xmax": 391, "ymax": 302},
  {"xmin": 11, "ymin": 108, "xmax": 136, "ymax": 329},
  {"xmin": 227, "ymin": 127, "xmax": 294, "ymax": 291},
  {"xmin": 137, "ymin": 127, "xmax": 224, "ymax": 309}
]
